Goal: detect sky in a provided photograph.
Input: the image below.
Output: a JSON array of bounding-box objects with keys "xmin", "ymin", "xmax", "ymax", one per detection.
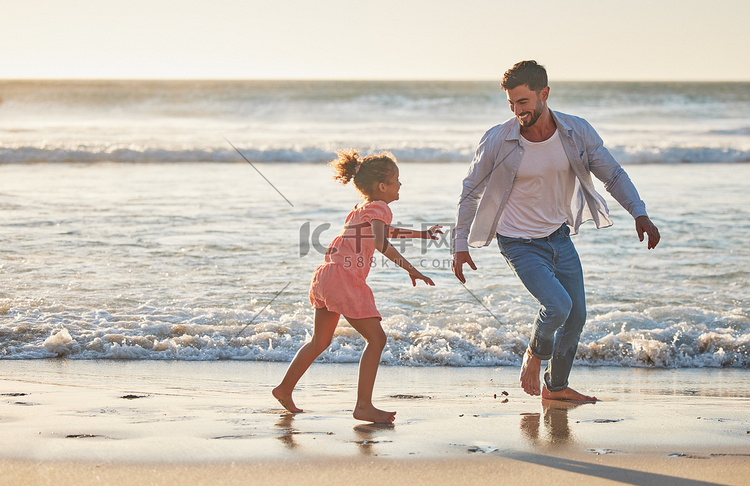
[{"xmin": 2, "ymin": 0, "xmax": 749, "ymax": 81}]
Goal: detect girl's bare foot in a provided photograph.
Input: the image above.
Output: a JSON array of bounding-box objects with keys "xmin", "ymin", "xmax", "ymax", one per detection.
[
  {"xmin": 272, "ymin": 386, "xmax": 303, "ymax": 413},
  {"xmin": 542, "ymin": 386, "xmax": 597, "ymax": 402},
  {"xmin": 353, "ymin": 405, "xmax": 396, "ymax": 424},
  {"xmin": 520, "ymin": 348, "xmax": 542, "ymax": 396}
]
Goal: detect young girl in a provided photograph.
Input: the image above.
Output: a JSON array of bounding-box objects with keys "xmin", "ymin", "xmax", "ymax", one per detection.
[{"xmin": 273, "ymin": 149, "xmax": 440, "ymax": 424}]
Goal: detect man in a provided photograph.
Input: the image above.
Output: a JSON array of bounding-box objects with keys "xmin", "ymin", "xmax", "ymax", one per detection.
[{"xmin": 452, "ymin": 60, "xmax": 660, "ymax": 401}]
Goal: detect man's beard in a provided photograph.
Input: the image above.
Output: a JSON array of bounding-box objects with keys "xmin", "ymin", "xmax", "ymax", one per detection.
[{"xmin": 518, "ymin": 106, "xmax": 543, "ymax": 127}]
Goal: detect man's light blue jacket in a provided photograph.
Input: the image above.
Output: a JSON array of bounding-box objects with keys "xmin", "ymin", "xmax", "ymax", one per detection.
[{"xmin": 454, "ymin": 109, "xmax": 649, "ymax": 252}]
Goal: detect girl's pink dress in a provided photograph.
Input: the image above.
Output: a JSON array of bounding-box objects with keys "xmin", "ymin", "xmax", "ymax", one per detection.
[{"xmin": 309, "ymin": 200, "xmax": 392, "ymax": 320}]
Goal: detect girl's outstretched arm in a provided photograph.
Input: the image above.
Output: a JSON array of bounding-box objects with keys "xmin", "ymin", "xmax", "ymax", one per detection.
[
  {"xmin": 388, "ymin": 224, "xmax": 443, "ymax": 240},
  {"xmin": 372, "ymin": 219, "xmax": 435, "ymax": 287}
]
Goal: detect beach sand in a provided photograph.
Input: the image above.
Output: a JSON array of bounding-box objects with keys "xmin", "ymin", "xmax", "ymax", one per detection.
[{"xmin": 1, "ymin": 360, "xmax": 748, "ymax": 485}]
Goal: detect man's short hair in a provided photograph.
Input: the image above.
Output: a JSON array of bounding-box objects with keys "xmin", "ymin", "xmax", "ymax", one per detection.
[{"xmin": 501, "ymin": 60, "xmax": 548, "ymax": 92}]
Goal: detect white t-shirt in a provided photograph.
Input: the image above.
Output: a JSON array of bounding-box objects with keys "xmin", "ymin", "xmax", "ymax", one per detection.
[{"xmin": 496, "ymin": 130, "xmax": 576, "ymax": 239}]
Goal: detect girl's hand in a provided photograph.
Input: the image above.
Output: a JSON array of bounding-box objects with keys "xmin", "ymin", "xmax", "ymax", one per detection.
[
  {"xmin": 423, "ymin": 225, "xmax": 443, "ymax": 240},
  {"xmin": 409, "ymin": 268, "xmax": 435, "ymax": 287}
]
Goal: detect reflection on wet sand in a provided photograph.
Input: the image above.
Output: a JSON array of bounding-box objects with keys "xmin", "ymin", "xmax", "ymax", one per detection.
[
  {"xmin": 352, "ymin": 423, "xmax": 395, "ymax": 456},
  {"xmin": 275, "ymin": 413, "xmax": 299, "ymax": 449},
  {"xmin": 520, "ymin": 412, "xmax": 541, "ymax": 442},
  {"xmin": 520, "ymin": 399, "xmax": 594, "ymax": 447}
]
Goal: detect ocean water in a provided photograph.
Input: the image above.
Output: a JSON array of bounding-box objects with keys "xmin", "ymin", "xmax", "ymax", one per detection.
[
  {"xmin": 1, "ymin": 80, "xmax": 749, "ymax": 164},
  {"xmin": 0, "ymin": 80, "xmax": 749, "ymax": 367}
]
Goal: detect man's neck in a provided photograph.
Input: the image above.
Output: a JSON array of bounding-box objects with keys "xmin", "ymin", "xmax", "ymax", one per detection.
[{"xmin": 520, "ymin": 109, "xmax": 557, "ymax": 142}]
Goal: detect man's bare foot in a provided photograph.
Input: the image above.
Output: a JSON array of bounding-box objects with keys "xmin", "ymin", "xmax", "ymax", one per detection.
[
  {"xmin": 272, "ymin": 386, "xmax": 303, "ymax": 413},
  {"xmin": 542, "ymin": 386, "xmax": 597, "ymax": 402},
  {"xmin": 520, "ymin": 348, "xmax": 542, "ymax": 396},
  {"xmin": 353, "ymin": 405, "xmax": 396, "ymax": 424}
]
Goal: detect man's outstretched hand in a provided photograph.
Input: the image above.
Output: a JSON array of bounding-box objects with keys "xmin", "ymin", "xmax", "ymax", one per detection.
[
  {"xmin": 636, "ymin": 216, "xmax": 660, "ymax": 249},
  {"xmin": 452, "ymin": 251, "xmax": 477, "ymax": 284}
]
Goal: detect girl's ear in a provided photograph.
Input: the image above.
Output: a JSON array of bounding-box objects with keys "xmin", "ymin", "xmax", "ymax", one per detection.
[{"xmin": 377, "ymin": 181, "xmax": 386, "ymax": 193}]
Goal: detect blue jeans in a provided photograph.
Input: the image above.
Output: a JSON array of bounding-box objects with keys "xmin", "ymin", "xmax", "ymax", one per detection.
[{"xmin": 496, "ymin": 224, "xmax": 586, "ymax": 392}]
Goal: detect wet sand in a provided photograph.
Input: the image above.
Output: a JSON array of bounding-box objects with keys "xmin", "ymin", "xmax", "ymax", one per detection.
[{"xmin": 0, "ymin": 360, "xmax": 748, "ymax": 485}]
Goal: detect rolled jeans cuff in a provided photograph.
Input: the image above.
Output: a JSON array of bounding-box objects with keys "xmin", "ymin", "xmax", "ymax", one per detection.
[{"xmin": 528, "ymin": 347, "xmax": 552, "ymax": 361}]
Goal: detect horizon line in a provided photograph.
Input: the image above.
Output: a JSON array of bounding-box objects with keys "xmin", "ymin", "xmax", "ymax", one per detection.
[{"xmin": 1, "ymin": 76, "xmax": 749, "ymax": 83}]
